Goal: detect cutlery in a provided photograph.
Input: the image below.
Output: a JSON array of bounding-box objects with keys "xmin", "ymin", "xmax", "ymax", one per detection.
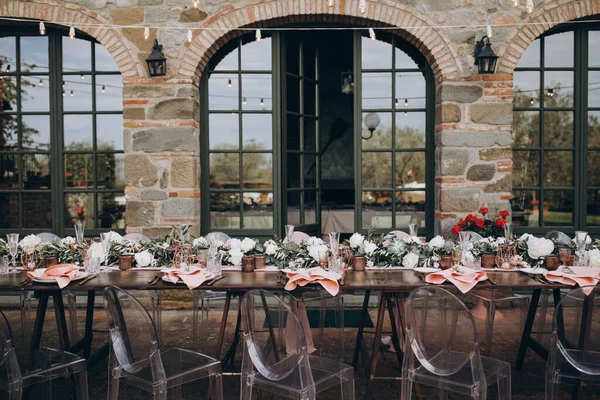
[
  {"xmin": 207, "ymin": 275, "xmax": 226, "ymax": 286},
  {"xmin": 487, "ymin": 277, "xmax": 497, "ymax": 286},
  {"xmin": 20, "ymin": 278, "xmax": 31, "ymax": 285},
  {"xmin": 339, "ymin": 271, "xmax": 346, "ymax": 286},
  {"xmin": 149, "ymin": 273, "xmax": 162, "ymax": 285},
  {"xmin": 78, "ymin": 274, "xmax": 98, "ymax": 286}
]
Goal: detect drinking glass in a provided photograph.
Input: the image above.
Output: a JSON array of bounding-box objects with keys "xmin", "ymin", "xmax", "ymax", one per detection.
[
  {"xmin": 575, "ymin": 231, "xmax": 588, "ymax": 257},
  {"xmin": 74, "ymin": 223, "xmax": 85, "ymax": 244},
  {"xmin": 0, "ymin": 257, "xmax": 9, "ymax": 274},
  {"xmin": 559, "ymin": 248, "xmax": 571, "ymax": 267},
  {"xmin": 328, "ymin": 256, "xmax": 344, "ymax": 275},
  {"xmin": 207, "ymin": 255, "xmax": 222, "ymax": 277},
  {"xmin": 408, "ymin": 223, "xmax": 418, "ymax": 237},
  {"xmin": 6, "ymin": 234, "xmax": 19, "ymax": 273},
  {"xmin": 85, "ymin": 251, "xmax": 102, "ymax": 274},
  {"xmin": 197, "ymin": 250, "xmax": 208, "ymax": 268},
  {"xmin": 318, "ymin": 249, "xmax": 329, "ymax": 269},
  {"xmin": 458, "ymin": 231, "xmax": 469, "ymax": 249},
  {"xmin": 451, "ymin": 247, "xmax": 462, "ymax": 269},
  {"xmin": 285, "ymin": 225, "xmax": 295, "ymax": 243},
  {"xmin": 100, "ymin": 233, "xmax": 112, "ymax": 266},
  {"xmin": 329, "ymin": 232, "xmax": 340, "ymax": 258},
  {"xmin": 504, "ymin": 222, "xmax": 513, "ymax": 242}
]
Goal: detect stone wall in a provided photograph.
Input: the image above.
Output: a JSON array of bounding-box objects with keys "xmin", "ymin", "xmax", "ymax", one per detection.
[{"xmin": 2, "ymin": 0, "xmax": 598, "ymax": 236}]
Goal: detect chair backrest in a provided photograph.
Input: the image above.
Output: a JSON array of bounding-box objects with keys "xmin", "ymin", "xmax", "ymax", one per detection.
[
  {"xmin": 552, "ymin": 286, "xmax": 600, "ymax": 375},
  {"xmin": 291, "ymin": 231, "xmax": 310, "ymax": 244},
  {"xmin": 463, "ymin": 231, "xmax": 484, "ymax": 243},
  {"xmin": 206, "ymin": 232, "xmax": 231, "ymax": 244},
  {"xmin": 240, "ymin": 290, "xmax": 313, "ymax": 386},
  {"xmin": 103, "ymin": 286, "xmax": 164, "ymax": 379},
  {"xmin": 405, "ymin": 286, "xmax": 480, "ymax": 377},
  {"xmin": 37, "ymin": 232, "xmax": 60, "ymax": 244},
  {"xmin": 122, "ymin": 233, "xmax": 151, "ymax": 244},
  {"xmin": 0, "ymin": 309, "xmax": 21, "ymax": 383},
  {"xmin": 388, "ymin": 230, "xmax": 410, "ymax": 239},
  {"xmin": 545, "ymin": 230, "xmax": 571, "ymax": 245}
]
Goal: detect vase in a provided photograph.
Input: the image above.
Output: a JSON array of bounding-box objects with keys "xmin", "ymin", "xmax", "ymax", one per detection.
[
  {"xmin": 44, "ymin": 256, "xmax": 58, "ymax": 268},
  {"xmin": 481, "ymin": 253, "xmax": 496, "ymax": 269},
  {"xmin": 119, "ymin": 255, "xmax": 134, "ymax": 271},
  {"xmin": 439, "ymin": 255, "xmax": 453, "ymax": 270},
  {"xmin": 241, "ymin": 255, "xmax": 255, "ymax": 273},
  {"xmin": 353, "ymin": 256, "xmax": 366, "ymax": 271},
  {"xmin": 545, "ymin": 255, "xmax": 560, "ymax": 271},
  {"xmin": 254, "ymin": 254, "xmax": 266, "ymax": 270}
]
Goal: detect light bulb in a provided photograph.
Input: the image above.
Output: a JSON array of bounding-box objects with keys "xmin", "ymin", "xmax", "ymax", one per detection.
[
  {"xmin": 328, "ymin": 0, "xmax": 334, "ymax": 6},
  {"xmin": 39, "ymin": 21, "xmax": 46, "ymax": 35},
  {"xmin": 395, "ymin": 98, "xmax": 399, "ymax": 107},
  {"xmin": 62, "ymin": 80, "xmax": 65, "ymax": 89},
  {"xmin": 5, "ymin": 65, "xmax": 10, "ymax": 73},
  {"xmin": 193, "ymin": 0, "xmax": 199, "ymax": 8},
  {"xmin": 38, "ymin": 79, "xmax": 43, "ymax": 86},
  {"xmin": 404, "ymin": 111, "xmax": 408, "ymax": 117},
  {"xmin": 228, "ymin": 79, "xmax": 232, "ymax": 87},
  {"xmin": 405, "ymin": 98, "xmax": 408, "ymax": 107},
  {"xmin": 256, "ymin": 29, "xmax": 262, "ymax": 41},
  {"xmin": 487, "ymin": 24, "xmax": 492, "ymax": 38},
  {"xmin": 80, "ymin": 74, "xmax": 84, "ymax": 80},
  {"xmin": 101, "ymin": 85, "xmax": 106, "ymax": 93},
  {"xmin": 526, "ymin": 0, "xmax": 534, "ymax": 13},
  {"xmin": 260, "ymin": 98, "xmax": 264, "ymax": 106},
  {"xmin": 69, "ymin": 26, "xmax": 75, "ymax": 39},
  {"xmin": 369, "ymin": 27, "xmax": 376, "ymax": 40},
  {"xmin": 359, "ymin": 0, "xmax": 367, "ymax": 14},
  {"xmin": 530, "ymin": 97, "xmax": 535, "ymax": 105},
  {"xmin": 70, "ymin": 90, "xmax": 74, "ymax": 97},
  {"xmin": 513, "ymin": 0, "xmax": 519, "ymax": 6},
  {"xmin": 242, "ymin": 97, "xmax": 247, "ymax": 105},
  {"xmin": 187, "ymin": 29, "xmax": 193, "ymax": 43},
  {"xmin": 62, "ymin": 90, "xmax": 66, "ymax": 97},
  {"xmin": 144, "ymin": 27, "xmax": 150, "ymax": 40}
]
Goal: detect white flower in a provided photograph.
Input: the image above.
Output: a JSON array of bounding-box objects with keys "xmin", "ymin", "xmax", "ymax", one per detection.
[
  {"xmin": 428, "ymin": 235, "xmax": 445, "ymax": 249},
  {"xmin": 192, "ymin": 237, "xmax": 208, "ymax": 248},
  {"xmin": 241, "ymin": 238, "xmax": 256, "ymax": 253},
  {"xmin": 308, "ymin": 244, "xmax": 328, "ymax": 262},
  {"xmin": 402, "ymin": 252, "xmax": 419, "ymax": 269},
  {"xmin": 349, "ymin": 233, "xmax": 364, "ymax": 249},
  {"xmin": 61, "ymin": 236, "xmax": 76, "ymax": 245},
  {"xmin": 19, "ymin": 234, "xmax": 41, "ymax": 248},
  {"xmin": 229, "ymin": 248, "xmax": 244, "ymax": 266},
  {"xmin": 160, "ymin": 242, "xmax": 169, "ymax": 250},
  {"xmin": 227, "ymin": 238, "xmax": 242, "ymax": 250},
  {"xmin": 519, "ymin": 233, "xmax": 533, "ymax": 243},
  {"xmin": 306, "ymin": 237, "xmax": 324, "ymax": 246},
  {"xmin": 363, "ymin": 240, "xmax": 378, "ymax": 255},
  {"xmin": 527, "ymin": 237, "xmax": 555, "ymax": 259},
  {"xmin": 105, "ymin": 231, "xmax": 123, "ymax": 244},
  {"xmin": 367, "ymin": 260, "xmax": 374, "ymax": 268},
  {"xmin": 586, "ymin": 249, "xmax": 600, "ymax": 267},
  {"xmin": 402, "ymin": 236, "xmax": 421, "ymax": 244},
  {"xmin": 89, "ymin": 242, "xmax": 105, "ymax": 260},
  {"xmin": 264, "ymin": 240, "xmax": 278, "ymax": 256},
  {"xmin": 464, "ymin": 250, "xmax": 474, "ymax": 265},
  {"xmin": 135, "ymin": 250, "xmax": 155, "ymax": 267}
]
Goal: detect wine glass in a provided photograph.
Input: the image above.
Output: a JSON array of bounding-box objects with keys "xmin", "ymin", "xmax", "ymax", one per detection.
[
  {"xmin": 74, "ymin": 223, "xmax": 85, "ymax": 244},
  {"xmin": 575, "ymin": 231, "xmax": 588, "ymax": 259},
  {"xmin": 451, "ymin": 247, "xmax": 462, "ymax": 270},
  {"xmin": 408, "ymin": 222, "xmax": 418, "ymax": 237},
  {"xmin": 559, "ymin": 247, "xmax": 571, "ymax": 267},
  {"xmin": 6, "ymin": 234, "xmax": 18, "ymax": 273},
  {"xmin": 329, "ymin": 232, "xmax": 340, "ymax": 258},
  {"xmin": 285, "ymin": 225, "xmax": 295, "ymax": 243},
  {"xmin": 318, "ymin": 249, "xmax": 329, "ymax": 270},
  {"xmin": 100, "ymin": 233, "xmax": 112, "ymax": 266},
  {"xmin": 504, "ymin": 222, "xmax": 513, "ymax": 243}
]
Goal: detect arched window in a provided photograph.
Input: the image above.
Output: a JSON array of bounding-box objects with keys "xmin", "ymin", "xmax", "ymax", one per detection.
[
  {"xmin": 0, "ymin": 23, "xmax": 124, "ymax": 236},
  {"xmin": 201, "ymin": 29, "xmax": 434, "ymax": 238},
  {"xmin": 512, "ymin": 24, "xmax": 600, "ymax": 234}
]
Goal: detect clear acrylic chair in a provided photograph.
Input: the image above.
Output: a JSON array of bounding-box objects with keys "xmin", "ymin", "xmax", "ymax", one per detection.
[
  {"xmin": 103, "ymin": 286, "xmax": 223, "ymax": 400},
  {"xmin": 546, "ymin": 286, "xmax": 600, "ymax": 399},
  {"xmin": 0, "ymin": 308, "xmax": 88, "ymax": 399},
  {"xmin": 402, "ymin": 286, "xmax": 511, "ymax": 400},
  {"xmin": 36, "ymin": 232, "xmax": 60, "ymax": 244},
  {"xmin": 122, "ymin": 233, "xmax": 151, "ymax": 244},
  {"xmin": 240, "ymin": 290, "xmax": 354, "ymax": 400}
]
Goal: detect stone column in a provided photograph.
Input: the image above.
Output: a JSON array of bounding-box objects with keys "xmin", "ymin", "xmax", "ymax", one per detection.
[
  {"xmin": 435, "ymin": 74, "xmax": 514, "ymax": 235},
  {"xmin": 123, "ymin": 80, "xmax": 200, "ymax": 239}
]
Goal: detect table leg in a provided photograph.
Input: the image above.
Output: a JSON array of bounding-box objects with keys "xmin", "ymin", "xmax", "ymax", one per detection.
[
  {"xmin": 352, "ymin": 290, "xmax": 371, "ymax": 370},
  {"xmin": 215, "ymin": 291, "xmax": 232, "ymax": 360},
  {"xmin": 83, "ymin": 291, "xmax": 95, "ymax": 358},
  {"xmin": 385, "ymin": 295, "xmax": 403, "ymax": 365},
  {"xmin": 516, "ymin": 289, "xmax": 542, "ymax": 371},
  {"xmin": 221, "ymin": 302, "xmax": 242, "ymax": 371},
  {"xmin": 260, "ymin": 291, "xmax": 280, "ymax": 362},
  {"xmin": 53, "ymin": 292, "xmax": 71, "ymax": 351},
  {"xmin": 30, "ymin": 292, "xmax": 49, "ymax": 353},
  {"xmin": 364, "ymin": 293, "xmax": 387, "ymax": 400}
]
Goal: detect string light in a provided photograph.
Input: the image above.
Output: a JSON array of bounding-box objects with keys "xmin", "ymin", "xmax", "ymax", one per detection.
[
  {"xmin": 242, "ymin": 97, "xmax": 247, "ymax": 105},
  {"xmin": 359, "ymin": 0, "xmax": 367, "ymax": 14},
  {"xmin": 62, "ymin": 80, "xmax": 65, "ymax": 89},
  {"xmin": 405, "ymin": 98, "xmax": 408, "ymax": 106},
  {"xmin": 395, "ymin": 98, "xmax": 399, "ymax": 107},
  {"xmin": 39, "ymin": 21, "xmax": 45, "ymax": 35},
  {"xmin": 144, "ymin": 27, "xmax": 150, "ymax": 40},
  {"xmin": 187, "ymin": 29, "xmax": 193, "ymax": 43},
  {"xmin": 526, "ymin": 0, "xmax": 534, "ymax": 13},
  {"xmin": 328, "ymin": 0, "xmax": 334, "ymax": 7},
  {"xmin": 487, "ymin": 23, "xmax": 492, "ymax": 38},
  {"xmin": 192, "ymin": 0, "xmax": 199, "ymax": 8},
  {"xmin": 260, "ymin": 98, "xmax": 264, "ymax": 106},
  {"xmin": 404, "ymin": 111, "xmax": 408, "ymax": 117},
  {"xmin": 80, "ymin": 74, "xmax": 84, "ymax": 80},
  {"xmin": 38, "ymin": 79, "xmax": 43, "ymax": 86},
  {"xmin": 255, "ymin": 29, "xmax": 262, "ymax": 41},
  {"xmin": 228, "ymin": 79, "xmax": 232, "ymax": 87},
  {"xmin": 70, "ymin": 90, "xmax": 74, "ymax": 97},
  {"xmin": 62, "ymin": 90, "xmax": 66, "ymax": 97},
  {"xmin": 369, "ymin": 27, "xmax": 376, "ymax": 40},
  {"xmin": 69, "ymin": 26, "xmax": 75, "ymax": 39},
  {"xmin": 530, "ymin": 97, "xmax": 535, "ymax": 105},
  {"xmin": 4, "ymin": 65, "xmax": 10, "ymax": 73},
  {"xmin": 547, "ymin": 88, "xmax": 554, "ymax": 97},
  {"xmin": 101, "ymin": 85, "xmax": 106, "ymax": 93},
  {"xmin": 513, "ymin": 0, "xmax": 519, "ymax": 6}
]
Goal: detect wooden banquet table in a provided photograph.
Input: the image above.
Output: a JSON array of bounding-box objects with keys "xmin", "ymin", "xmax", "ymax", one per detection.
[{"xmin": 0, "ymin": 269, "xmax": 573, "ymax": 400}]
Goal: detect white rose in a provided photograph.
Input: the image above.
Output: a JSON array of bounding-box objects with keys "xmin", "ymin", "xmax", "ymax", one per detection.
[
  {"xmin": 367, "ymin": 260, "xmax": 374, "ymax": 268},
  {"xmin": 464, "ymin": 251, "xmax": 474, "ymax": 265},
  {"xmin": 428, "ymin": 235, "xmax": 445, "ymax": 249},
  {"xmin": 135, "ymin": 250, "xmax": 155, "ymax": 267},
  {"xmin": 265, "ymin": 241, "xmax": 278, "ymax": 256},
  {"xmin": 20, "ymin": 234, "xmax": 41, "ymax": 247},
  {"xmin": 61, "ymin": 236, "xmax": 76, "ymax": 245},
  {"xmin": 229, "ymin": 248, "xmax": 244, "ymax": 266},
  {"xmin": 527, "ymin": 237, "xmax": 555, "ymax": 259},
  {"xmin": 241, "ymin": 238, "xmax": 256, "ymax": 253},
  {"xmin": 308, "ymin": 244, "xmax": 328, "ymax": 262},
  {"xmin": 193, "ymin": 237, "xmax": 208, "ymax": 248},
  {"xmin": 227, "ymin": 238, "xmax": 242, "ymax": 250},
  {"xmin": 306, "ymin": 237, "xmax": 324, "ymax": 246},
  {"xmin": 402, "ymin": 252, "xmax": 419, "ymax": 269},
  {"xmin": 89, "ymin": 242, "xmax": 105, "ymax": 260},
  {"xmin": 363, "ymin": 240, "xmax": 378, "ymax": 255},
  {"xmin": 519, "ymin": 233, "xmax": 533, "ymax": 243},
  {"xmin": 349, "ymin": 233, "xmax": 364, "ymax": 249},
  {"xmin": 586, "ymin": 249, "xmax": 600, "ymax": 267}
]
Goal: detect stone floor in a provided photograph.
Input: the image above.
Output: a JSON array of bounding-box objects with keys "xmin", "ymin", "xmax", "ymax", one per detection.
[{"xmin": 3, "ymin": 290, "xmax": 600, "ymax": 399}]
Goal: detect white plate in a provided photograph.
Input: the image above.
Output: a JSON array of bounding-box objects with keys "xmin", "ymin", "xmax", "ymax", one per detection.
[
  {"xmin": 161, "ymin": 272, "xmax": 215, "ymax": 284},
  {"xmin": 414, "ymin": 267, "xmax": 439, "ymax": 274},
  {"xmin": 521, "ymin": 268, "xmax": 548, "ymax": 275},
  {"xmin": 31, "ymin": 269, "xmax": 88, "ymax": 283}
]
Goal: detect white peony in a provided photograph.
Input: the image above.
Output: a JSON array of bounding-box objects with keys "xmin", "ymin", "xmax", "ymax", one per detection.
[
  {"xmin": 464, "ymin": 250, "xmax": 475, "ymax": 265},
  {"xmin": 402, "ymin": 252, "xmax": 419, "ymax": 269},
  {"xmin": 363, "ymin": 240, "xmax": 378, "ymax": 255},
  {"xmin": 241, "ymin": 238, "xmax": 256, "ymax": 253},
  {"xmin": 135, "ymin": 250, "xmax": 155, "ymax": 267},
  {"xmin": 527, "ymin": 237, "xmax": 555, "ymax": 259},
  {"xmin": 89, "ymin": 242, "xmax": 105, "ymax": 260},
  {"xmin": 192, "ymin": 237, "xmax": 208, "ymax": 248},
  {"xmin": 428, "ymin": 235, "xmax": 445, "ymax": 249},
  {"xmin": 264, "ymin": 240, "xmax": 278, "ymax": 256},
  {"xmin": 19, "ymin": 234, "xmax": 41, "ymax": 248},
  {"xmin": 585, "ymin": 249, "xmax": 600, "ymax": 267},
  {"xmin": 402, "ymin": 236, "xmax": 421, "ymax": 244},
  {"xmin": 308, "ymin": 244, "xmax": 328, "ymax": 262},
  {"xmin": 229, "ymin": 248, "xmax": 244, "ymax": 266},
  {"xmin": 519, "ymin": 233, "xmax": 533, "ymax": 243},
  {"xmin": 61, "ymin": 236, "xmax": 76, "ymax": 245},
  {"xmin": 306, "ymin": 236, "xmax": 324, "ymax": 246},
  {"xmin": 349, "ymin": 233, "xmax": 364, "ymax": 249},
  {"xmin": 367, "ymin": 260, "xmax": 375, "ymax": 268},
  {"xmin": 227, "ymin": 238, "xmax": 242, "ymax": 249}
]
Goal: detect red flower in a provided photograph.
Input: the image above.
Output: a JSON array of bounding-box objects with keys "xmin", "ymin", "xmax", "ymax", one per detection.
[
  {"xmin": 458, "ymin": 219, "xmax": 467, "ymax": 227},
  {"xmin": 498, "ymin": 210, "xmax": 509, "ymax": 219},
  {"xmin": 451, "ymin": 225, "xmax": 462, "ymax": 235},
  {"xmin": 495, "ymin": 218, "xmax": 507, "ymax": 228},
  {"xmin": 479, "ymin": 207, "xmax": 489, "ymax": 215},
  {"xmin": 475, "ymin": 219, "xmax": 485, "ymax": 228},
  {"xmin": 465, "ymin": 214, "xmax": 477, "ymax": 223}
]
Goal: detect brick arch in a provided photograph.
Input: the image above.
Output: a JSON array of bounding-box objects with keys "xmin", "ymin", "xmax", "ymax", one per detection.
[
  {"xmin": 0, "ymin": 0, "xmax": 144, "ymax": 78},
  {"xmin": 174, "ymin": 0, "xmax": 461, "ymax": 82},
  {"xmin": 499, "ymin": 0, "xmax": 600, "ymax": 73}
]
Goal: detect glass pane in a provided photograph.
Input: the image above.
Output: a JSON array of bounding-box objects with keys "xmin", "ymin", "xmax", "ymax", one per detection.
[
  {"xmin": 395, "ymin": 191, "xmax": 426, "ymax": 228},
  {"xmin": 64, "ymin": 115, "xmax": 93, "ymax": 150},
  {"xmin": 63, "ymin": 75, "xmax": 92, "ymax": 111},
  {"xmin": 362, "ymin": 37, "xmax": 392, "ymax": 70},
  {"xmin": 396, "ymin": 152, "xmax": 425, "ymax": 187},
  {"xmin": 243, "ymin": 192, "xmax": 273, "ymax": 229},
  {"xmin": 210, "ymin": 192, "xmax": 240, "ymax": 229},
  {"xmin": 591, "ymin": 31, "xmax": 600, "ymax": 67},
  {"xmin": 303, "ymin": 46, "xmax": 316, "ymax": 79},
  {"xmin": 243, "ymin": 153, "xmax": 271, "ymax": 189},
  {"xmin": 513, "ymin": 111, "xmax": 539, "ymax": 147},
  {"xmin": 510, "ymin": 190, "xmax": 540, "ymax": 227},
  {"xmin": 287, "ymin": 190, "xmax": 301, "ymax": 226},
  {"xmin": 209, "ymin": 74, "xmax": 238, "ymax": 111},
  {"xmin": 241, "ymin": 37, "xmax": 271, "ymax": 70},
  {"xmin": 362, "ymin": 190, "xmax": 392, "ymax": 229},
  {"xmin": 64, "ymin": 192, "xmax": 94, "ymax": 229},
  {"xmin": 512, "ymin": 150, "xmax": 539, "ymax": 187},
  {"xmin": 96, "ymin": 75, "xmax": 123, "ymax": 111},
  {"xmin": 0, "ymin": 114, "xmax": 18, "ymax": 149},
  {"xmin": 286, "ymin": 75, "xmax": 300, "ymax": 113},
  {"xmin": 544, "ymin": 32, "xmax": 573, "ymax": 68},
  {"xmin": 587, "ymin": 189, "xmax": 600, "ymax": 226},
  {"xmin": 21, "ymin": 115, "xmax": 50, "ymax": 151},
  {"xmin": 304, "ymin": 80, "xmax": 316, "ymax": 115},
  {"xmin": 21, "ymin": 76, "xmax": 49, "ymax": 112},
  {"xmin": 213, "ymin": 42, "xmax": 238, "ymax": 71},
  {"xmin": 513, "ymin": 71, "xmax": 539, "ymax": 108},
  {"xmin": 209, "ymin": 153, "xmax": 239, "ymax": 189},
  {"xmin": 396, "ymin": 48, "xmax": 419, "ymax": 69},
  {"xmin": 242, "ymin": 74, "xmax": 271, "ymax": 111},
  {"xmin": 22, "ymin": 192, "xmax": 52, "ymax": 229},
  {"xmin": 362, "ymin": 112, "xmax": 391, "ymax": 149},
  {"xmin": 589, "ymin": 111, "xmax": 600, "ymax": 147},
  {"xmin": 396, "ymin": 72, "xmax": 425, "ymax": 108},
  {"xmin": 544, "ymin": 71, "xmax": 573, "ymax": 108},
  {"xmin": 286, "ymin": 39, "xmax": 300, "ymax": 75},
  {"xmin": 543, "ymin": 151, "xmax": 573, "ymax": 187},
  {"xmin": 0, "ymin": 37, "xmax": 16, "ymax": 69},
  {"xmin": 395, "ymin": 112, "xmax": 425, "ymax": 149},
  {"xmin": 62, "ymin": 37, "xmax": 92, "ymax": 71},
  {"xmin": 305, "ymin": 190, "xmax": 317, "ymax": 224},
  {"xmin": 97, "ymin": 114, "xmax": 124, "ymax": 151},
  {"xmin": 543, "ymin": 111, "xmax": 573, "ymax": 147},
  {"xmin": 96, "ymin": 153, "xmax": 125, "ymax": 190},
  {"xmin": 287, "ymin": 114, "xmax": 300, "ymax": 150},
  {"xmin": 544, "ymin": 190, "xmax": 573, "ymax": 226},
  {"xmin": 0, "ymin": 192, "xmax": 18, "ymax": 228},
  {"xmin": 98, "ymin": 193, "xmax": 126, "ymax": 229},
  {"xmin": 242, "ymin": 114, "xmax": 272, "ymax": 150},
  {"xmin": 589, "ymin": 151, "xmax": 600, "ymax": 186},
  {"xmin": 20, "ymin": 37, "xmax": 48, "ymax": 73},
  {"xmin": 209, "ymin": 113, "xmax": 239, "ymax": 150},
  {"xmin": 362, "ymin": 73, "xmax": 392, "ymax": 109},
  {"xmin": 1, "ymin": 76, "xmax": 17, "ymax": 112},
  {"xmin": 304, "ymin": 118, "xmax": 317, "ymax": 153},
  {"xmin": 0, "ymin": 153, "xmax": 18, "ymax": 189},
  {"xmin": 517, "ymin": 38, "xmax": 540, "ymax": 68},
  {"xmin": 304, "ymin": 154, "xmax": 316, "ymax": 187},
  {"xmin": 588, "ymin": 71, "xmax": 600, "ymax": 108},
  {"xmin": 287, "ymin": 152, "xmax": 300, "ymax": 188},
  {"xmin": 64, "ymin": 154, "xmax": 94, "ymax": 189},
  {"xmin": 22, "ymin": 153, "xmax": 50, "ymax": 189},
  {"xmin": 362, "ymin": 152, "xmax": 392, "ymax": 188},
  {"xmin": 95, "ymin": 43, "xmax": 120, "ymax": 71}
]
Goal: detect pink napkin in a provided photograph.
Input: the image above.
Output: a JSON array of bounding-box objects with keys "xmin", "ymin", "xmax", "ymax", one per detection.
[
  {"xmin": 28, "ymin": 264, "xmax": 79, "ymax": 289},
  {"xmin": 161, "ymin": 267, "xmax": 209, "ymax": 290},
  {"xmin": 284, "ymin": 267, "xmax": 340, "ymax": 296},
  {"xmin": 426, "ymin": 269, "xmax": 488, "ymax": 294},
  {"xmin": 545, "ymin": 267, "xmax": 600, "ymax": 294}
]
